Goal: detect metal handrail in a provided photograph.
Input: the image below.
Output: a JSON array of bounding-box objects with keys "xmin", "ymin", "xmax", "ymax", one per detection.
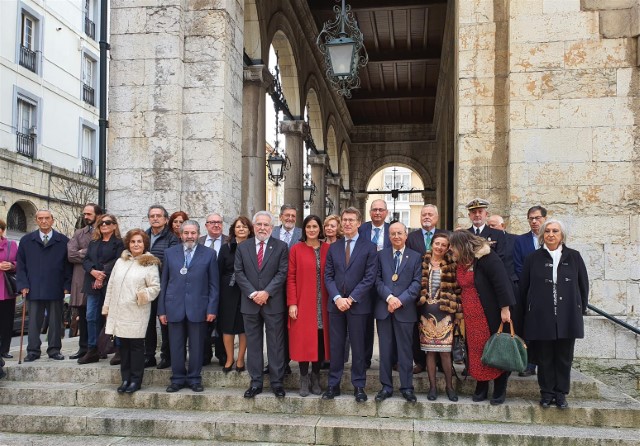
[{"xmin": 588, "ymin": 304, "xmax": 640, "ymax": 335}]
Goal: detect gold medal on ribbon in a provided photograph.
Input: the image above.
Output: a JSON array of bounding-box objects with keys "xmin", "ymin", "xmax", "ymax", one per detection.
[{"xmin": 391, "ymin": 273, "xmax": 398, "ymax": 282}]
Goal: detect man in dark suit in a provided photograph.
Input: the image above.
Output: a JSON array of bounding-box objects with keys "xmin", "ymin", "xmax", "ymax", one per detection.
[
  {"xmin": 512, "ymin": 205, "xmax": 547, "ymax": 377},
  {"xmin": 405, "ymin": 204, "xmax": 447, "ymax": 374},
  {"xmin": 324, "ymin": 207, "xmax": 378, "ymax": 402},
  {"xmin": 198, "ymin": 211, "xmax": 229, "ymax": 367},
  {"xmin": 271, "ymin": 204, "xmax": 302, "ymax": 247},
  {"xmin": 234, "ymin": 211, "xmax": 289, "ymax": 398},
  {"xmin": 359, "ymin": 199, "xmax": 391, "ymax": 369},
  {"xmin": 16, "ymin": 209, "xmax": 73, "ymax": 362},
  {"xmin": 145, "ymin": 204, "xmax": 180, "ymax": 369},
  {"xmin": 374, "ymin": 222, "xmax": 422, "ymax": 403},
  {"xmin": 488, "ymin": 214, "xmax": 518, "ymax": 284},
  {"xmin": 466, "ymin": 198, "xmax": 505, "ymax": 261},
  {"xmin": 158, "ymin": 220, "xmax": 219, "ymax": 393}
]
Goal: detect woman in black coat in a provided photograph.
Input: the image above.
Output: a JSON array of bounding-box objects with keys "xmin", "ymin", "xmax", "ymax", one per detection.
[
  {"xmin": 520, "ymin": 219, "xmax": 588, "ymax": 409},
  {"xmin": 448, "ymin": 230, "xmax": 516, "ymax": 405},
  {"xmin": 78, "ymin": 214, "xmax": 124, "ymax": 364}
]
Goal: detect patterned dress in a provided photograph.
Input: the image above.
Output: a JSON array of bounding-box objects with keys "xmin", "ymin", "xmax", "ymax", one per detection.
[
  {"xmin": 456, "ymin": 264, "xmax": 502, "ymax": 381},
  {"xmin": 419, "ymin": 268, "xmax": 454, "ymax": 352}
]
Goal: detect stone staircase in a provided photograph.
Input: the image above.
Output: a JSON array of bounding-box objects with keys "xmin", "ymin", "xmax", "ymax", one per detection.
[{"xmin": 0, "ymin": 338, "xmax": 639, "ymax": 445}]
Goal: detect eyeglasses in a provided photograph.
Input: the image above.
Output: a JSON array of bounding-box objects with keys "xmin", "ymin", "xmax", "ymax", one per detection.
[
  {"xmin": 100, "ymin": 221, "xmax": 115, "ymax": 226},
  {"xmin": 148, "ymin": 214, "xmax": 164, "ymax": 219},
  {"xmin": 371, "ymin": 208, "xmax": 387, "ymax": 213},
  {"xmin": 207, "ymin": 221, "xmax": 223, "ymax": 225},
  {"xmin": 528, "ymin": 216, "xmax": 544, "ymax": 222}
]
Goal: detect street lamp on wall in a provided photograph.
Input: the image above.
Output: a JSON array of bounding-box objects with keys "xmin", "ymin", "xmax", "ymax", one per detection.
[
  {"xmin": 316, "ymin": 0, "xmax": 368, "ymax": 98},
  {"xmin": 303, "ymin": 173, "xmax": 316, "ymax": 205}
]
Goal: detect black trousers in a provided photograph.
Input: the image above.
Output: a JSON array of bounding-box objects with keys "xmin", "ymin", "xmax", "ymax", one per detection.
[
  {"xmin": 0, "ymin": 299, "xmax": 16, "ymax": 354},
  {"xmin": 76, "ymin": 305, "xmax": 88, "ymax": 352},
  {"xmin": 531, "ymin": 338, "xmax": 575, "ymax": 399},
  {"xmin": 120, "ymin": 337, "xmax": 145, "ymax": 385},
  {"xmin": 145, "ymin": 298, "xmax": 170, "ymax": 360}
]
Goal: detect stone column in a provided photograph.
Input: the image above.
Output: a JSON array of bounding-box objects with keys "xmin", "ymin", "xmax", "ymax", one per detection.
[
  {"xmin": 326, "ymin": 175, "xmax": 341, "ymax": 216},
  {"xmin": 308, "ymin": 153, "xmax": 328, "ymax": 219},
  {"xmin": 242, "ymin": 65, "xmax": 273, "ymax": 218},
  {"xmin": 280, "ymin": 120, "xmax": 308, "ymax": 225},
  {"xmin": 340, "ymin": 191, "xmax": 351, "ymax": 214},
  {"xmin": 354, "ymin": 192, "xmax": 369, "ymax": 219}
]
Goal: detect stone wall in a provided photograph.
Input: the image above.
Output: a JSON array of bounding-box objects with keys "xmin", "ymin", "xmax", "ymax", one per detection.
[
  {"xmin": 457, "ymin": 0, "xmax": 640, "ymax": 360},
  {"xmin": 107, "ymin": 0, "xmax": 244, "ymax": 230}
]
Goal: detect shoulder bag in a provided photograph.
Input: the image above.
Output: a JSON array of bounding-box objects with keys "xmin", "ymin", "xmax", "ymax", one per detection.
[
  {"xmin": 3, "ymin": 241, "xmax": 18, "ymax": 296},
  {"xmin": 481, "ymin": 321, "xmax": 528, "ymax": 372}
]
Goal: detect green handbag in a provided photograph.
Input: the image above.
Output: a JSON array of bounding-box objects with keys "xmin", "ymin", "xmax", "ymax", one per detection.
[{"xmin": 481, "ymin": 322, "xmax": 528, "ymax": 373}]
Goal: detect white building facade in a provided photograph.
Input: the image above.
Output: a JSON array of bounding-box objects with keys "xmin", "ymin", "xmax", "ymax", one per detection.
[{"xmin": 0, "ymin": 0, "xmax": 100, "ymax": 238}]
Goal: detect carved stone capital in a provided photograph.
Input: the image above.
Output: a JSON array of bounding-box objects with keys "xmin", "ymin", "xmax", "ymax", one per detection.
[
  {"xmin": 326, "ymin": 175, "xmax": 341, "ymax": 186},
  {"xmin": 340, "ymin": 191, "xmax": 352, "ymax": 201},
  {"xmin": 308, "ymin": 153, "xmax": 328, "ymax": 167},
  {"xmin": 279, "ymin": 120, "xmax": 309, "ymax": 137},
  {"xmin": 243, "ymin": 65, "xmax": 273, "ymax": 89}
]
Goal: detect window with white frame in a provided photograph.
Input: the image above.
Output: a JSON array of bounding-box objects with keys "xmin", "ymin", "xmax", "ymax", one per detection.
[
  {"xmin": 82, "ymin": 55, "xmax": 96, "ymax": 106},
  {"xmin": 384, "ymin": 171, "xmax": 411, "ymax": 202},
  {"xmin": 84, "ymin": 0, "xmax": 96, "ymax": 39},
  {"xmin": 16, "ymin": 97, "xmax": 37, "ymax": 157},
  {"xmin": 19, "ymin": 12, "xmax": 38, "ymax": 72},
  {"xmin": 81, "ymin": 125, "xmax": 96, "ymax": 176}
]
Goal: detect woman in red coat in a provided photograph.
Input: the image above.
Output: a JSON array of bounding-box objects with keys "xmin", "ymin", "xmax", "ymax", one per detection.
[{"xmin": 287, "ymin": 214, "xmax": 330, "ymax": 397}]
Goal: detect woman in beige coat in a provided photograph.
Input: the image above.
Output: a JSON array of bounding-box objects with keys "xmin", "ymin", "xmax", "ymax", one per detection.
[{"xmin": 103, "ymin": 229, "xmax": 160, "ymax": 394}]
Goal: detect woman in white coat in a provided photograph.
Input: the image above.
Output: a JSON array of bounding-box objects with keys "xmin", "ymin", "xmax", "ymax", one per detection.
[{"xmin": 103, "ymin": 229, "xmax": 160, "ymax": 394}]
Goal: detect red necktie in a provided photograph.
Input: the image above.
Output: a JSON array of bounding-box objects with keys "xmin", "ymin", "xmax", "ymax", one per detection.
[{"xmin": 257, "ymin": 241, "xmax": 264, "ymax": 269}]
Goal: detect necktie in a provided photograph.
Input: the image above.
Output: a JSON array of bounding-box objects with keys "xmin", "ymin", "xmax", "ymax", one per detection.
[
  {"xmin": 372, "ymin": 227, "xmax": 381, "ymax": 245},
  {"xmin": 424, "ymin": 231, "xmax": 432, "ymax": 251},
  {"xmin": 185, "ymin": 248, "xmax": 193, "ymax": 267},
  {"xmin": 475, "ymin": 227, "xmax": 480, "ymax": 236},
  {"xmin": 284, "ymin": 231, "xmax": 291, "ymax": 245},
  {"xmin": 43, "ymin": 234, "xmax": 49, "ymax": 245},
  {"xmin": 257, "ymin": 241, "xmax": 264, "ymax": 269},
  {"xmin": 345, "ymin": 239, "xmax": 352, "ymax": 265},
  {"xmin": 394, "ymin": 250, "xmax": 401, "ymax": 273}
]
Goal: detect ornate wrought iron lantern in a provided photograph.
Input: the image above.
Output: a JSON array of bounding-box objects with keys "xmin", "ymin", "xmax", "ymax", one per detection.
[
  {"xmin": 303, "ymin": 173, "xmax": 317, "ymax": 204},
  {"xmin": 316, "ymin": 0, "xmax": 368, "ymax": 98}
]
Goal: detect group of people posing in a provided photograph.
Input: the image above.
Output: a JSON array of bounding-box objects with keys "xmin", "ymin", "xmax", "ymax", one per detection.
[{"xmin": 0, "ymin": 198, "xmax": 588, "ymax": 410}]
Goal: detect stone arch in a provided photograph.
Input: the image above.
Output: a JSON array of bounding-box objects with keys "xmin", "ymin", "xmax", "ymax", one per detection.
[
  {"xmin": 243, "ymin": 0, "xmax": 262, "ymax": 60},
  {"xmin": 303, "ymin": 85, "xmax": 323, "ymax": 153},
  {"xmin": 339, "ymin": 144, "xmax": 350, "ymax": 190},
  {"xmin": 266, "ymin": 19, "xmax": 301, "ymax": 117},
  {"xmin": 359, "ymin": 155, "xmax": 432, "ymax": 195},
  {"xmin": 325, "ymin": 115, "xmax": 339, "ymax": 173},
  {"xmin": 6, "ymin": 200, "xmax": 37, "ymax": 235}
]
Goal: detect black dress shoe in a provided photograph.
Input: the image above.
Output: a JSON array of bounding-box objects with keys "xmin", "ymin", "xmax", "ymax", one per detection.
[
  {"xmin": 125, "ymin": 382, "xmax": 141, "ymax": 394},
  {"xmin": 427, "ymin": 387, "xmax": 437, "ymax": 401},
  {"xmin": 117, "ymin": 381, "xmax": 129, "ymax": 393},
  {"xmin": 375, "ymin": 389, "xmax": 393, "ymax": 402},
  {"xmin": 1, "ymin": 353, "xmax": 13, "ymax": 359},
  {"xmin": 244, "ymin": 386, "xmax": 263, "ymax": 398},
  {"xmin": 518, "ymin": 368, "xmax": 536, "ymax": 377},
  {"xmin": 156, "ymin": 358, "xmax": 170, "ymax": 369},
  {"xmin": 472, "ymin": 381, "xmax": 489, "ymax": 402},
  {"xmin": 69, "ymin": 351, "xmax": 87, "ymax": 360},
  {"xmin": 273, "ymin": 386, "xmax": 286, "ymax": 398},
  {"xmin": 539, "ymin": 398, "xmax": 553, "ymax": 409},
  {"xmin": 144, "ymin": 357, "xmax": 157, "ymax": 368},
  {"xmin": 322, "ymin": 386, "xmax": 341, "ymax": 400},
  {"xmin": 166, "ymin": 383, "xmax": 184, "ymax": 393},
  {"xmin": 49, "ymin": 353, "xmax": 65, "ymax": 360},
  {"xmin": 263, "ymin": 366, "xmax": 269, "ymax": 374},
  {"xmin": 354, "ymin": 387, "xmax": 367, "ymax": 402},
  {"xmin": 191, "ymin": 383, "xmax": 204, "ymax": 392},
  {"xmin": 24, "ymin": 354, "xmax": 39, "ymax": 362},
  {"xmin": 401, "ymin": 390, "xmax": 417, "ymax": 403},
  {"xmin": 555, "ymin": 395, "xmax": 569, "ymax": 409}
]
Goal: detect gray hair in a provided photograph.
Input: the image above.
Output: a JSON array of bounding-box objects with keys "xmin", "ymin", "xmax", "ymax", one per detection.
[
  {"xmin": 147, "ymin": 204, "xmax": 169, "ymax": 219},
  {"xmin": 36, "ymin": 209, "xmax": 53, "ymax": 218},
  {"xmin": 538, "ymin": 219, "xmax": 567, "ymax": 247},
  {"xmin": 422, "ymin": 204, "xmax": 439, "ymax": 215},
  {"xmin": 205, "ymin": 212, "xmax": 223, "ymax": 221},
  {"xmin": 279, "ymin": 204, "xmax": 297, "ymax": 215},
  {"xmin": 180, "ymin": 220, "xmax": 200, "ymax": 234},
  {"xmin": 389, "ymin": 221, "xmax": 407, "ymax": 234},
  {"xmin": 253, "ymin": 210, "xmax": 275, "ymax": 226}
]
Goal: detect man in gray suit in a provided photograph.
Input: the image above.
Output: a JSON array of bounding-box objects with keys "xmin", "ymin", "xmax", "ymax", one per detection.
[
  {"xmin": 234, "ymin": 211, "xmax": 289, "ymax": 398},
  {"xmin": 374, "ymin": 222, "xmax": 422, "ymax": 403},
  {"xmin": 158, "ymin": 221, "xmax": 219, "ymax": 393},
  {"xmin": 198, "ymin": 212, "xmax": 229, "ymax": 255},
  {"xmin": 271, "ymin": 204, "xmax": 301, "ymax": 247}
]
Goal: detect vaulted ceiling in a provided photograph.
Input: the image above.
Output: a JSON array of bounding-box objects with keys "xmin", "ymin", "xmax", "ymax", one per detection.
[{"xmin": 306, "ymin": 0, "xmax": 447, "ymax": 126}]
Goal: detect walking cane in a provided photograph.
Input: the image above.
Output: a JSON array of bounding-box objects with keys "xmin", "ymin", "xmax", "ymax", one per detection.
[{"xmin": 18, "ymin": 291, "xmax": 27, "ymax": 364}]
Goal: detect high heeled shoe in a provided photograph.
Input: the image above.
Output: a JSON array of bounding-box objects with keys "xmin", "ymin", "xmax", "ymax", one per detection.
[
  {"xmin": 446, "ymin": 387, "xmax": 458, "ymax": 402},
  {"xmin": 472, "ymin": 381, "xmax": 489, "ymax": 402},
  {"xmin": 235, "ymin": 362, "xmax": 245, "ymax": 373},
  {"xmin": 222, "ymin": 364, "xmax": 234, "ymax": 374},
  {"xmin": 427, "ymin": 387, "xmax": 437, "ymax": 401}
]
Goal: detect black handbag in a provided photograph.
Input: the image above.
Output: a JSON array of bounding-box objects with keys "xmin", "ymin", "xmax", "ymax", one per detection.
[
  {"xmin": 481, "ymin": 321, "xmax": 528, "ymax": 372},
  {"xmin": 3, "ymin": 241, "xmax": 17, "ymax": 296},
  {"xmin": 452, "ymin": 323, "xmax": 467, "ymax": 365}
]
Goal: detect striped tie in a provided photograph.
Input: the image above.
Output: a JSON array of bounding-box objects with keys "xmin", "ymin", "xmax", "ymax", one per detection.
[{"xmin": 257, "ymin": 241, "xmax": 264, "ymax": 269}]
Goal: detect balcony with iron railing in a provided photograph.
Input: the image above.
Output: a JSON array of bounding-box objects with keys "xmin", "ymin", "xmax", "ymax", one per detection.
[
  {"xmin": 82, "ymin": 83, "xmax": 95, "ymax": 106},
  {"xmin": 81, "ymin": 157, "xmax": 95, "ymax": 177},
  {"xmin": 85, "ymin": 16, "xmax": 96, "ymax": 39},
  {"xmin": 19, "ymin": 45, "xmax": 37, "ymax": 72},
  {"xmin": 16, "ymin": 132, "xmax": 35, "ymax": 158}
]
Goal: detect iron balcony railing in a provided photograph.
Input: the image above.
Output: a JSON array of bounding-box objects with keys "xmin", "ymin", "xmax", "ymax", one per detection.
[
  {"xmin": 19, "ymin": 45, "xmax": 37, "ymax": 72},
  {"xmin": 81, "ymin": 157, "xmax": 95, "ymax": 177},
  {"xmin": 16, "ymin": 132, "xmax": 35, "ymax": 158},
  {"xmin": 84, "ymin": 16, "xmax": 96, "ymax": 39},
  {"xmin": 82, "ymin": 84, "xmax": 95, "ymax": 106}
]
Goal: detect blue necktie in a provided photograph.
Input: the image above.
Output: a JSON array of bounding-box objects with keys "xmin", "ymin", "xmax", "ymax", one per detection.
[
  {"xmin": 424, "ymin": 231, "xmax": 432, "ymax": 250},
  {"xmin": 394, "ymin": 250, "xmax": 401, "ymax": 273},
  {"xmin": 372, "ymin": 227, "xmax": 381, "ymax": 245},
  {"xmin": 185, "ymin": 248, "xmax": 193, "ymax": 267}
]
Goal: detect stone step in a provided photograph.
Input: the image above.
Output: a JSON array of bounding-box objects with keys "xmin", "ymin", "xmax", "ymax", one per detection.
[
  {"xmin": 2, "ymin": 359, "xmax": 602, "ymax": 399},
  {"xmin": 0, "ymin": 380, "xmax": 638, "ymax": 429},
  {"xmin": 0, "ymin": 404, "xmax": 637, "ymax": 445}
]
